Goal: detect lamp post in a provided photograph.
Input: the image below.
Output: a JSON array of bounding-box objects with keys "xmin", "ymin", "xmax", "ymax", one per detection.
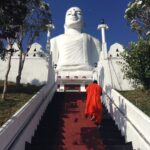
[
  {"xmin": 97, "ymin": 19, "xmax": 109, "ymax": 59},
  {"xmin": 46, "ymin": 22, "xmax": 55, "ymax": 53},
  {"xmin": 46, "ymin": 22, "xmax": 55, "ymax": 68},
  {"xmin": 46, "ymin": 22, "xmax": 56, "ymax": 84}
]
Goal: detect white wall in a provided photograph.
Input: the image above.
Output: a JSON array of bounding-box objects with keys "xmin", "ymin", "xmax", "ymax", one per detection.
[
  {"xmin": 0, "ymin": 43, "xmax": 49, "ymax": 86},
  {"xmin": 100, "ymin": 43, "xmax": 134, "ymax": 91}
]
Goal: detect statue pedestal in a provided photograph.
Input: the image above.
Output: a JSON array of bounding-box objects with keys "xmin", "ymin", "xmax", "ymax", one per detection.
[
  {"xmin": 56, "ymin": 70, "xmax": 94, "ymax": 92},
  {"xmin": 57, "ymin": 70, "xmax": 93, "ymax": 79}
]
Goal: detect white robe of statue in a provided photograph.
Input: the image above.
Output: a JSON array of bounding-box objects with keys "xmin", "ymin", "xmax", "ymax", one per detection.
[{"xmin": 50, "ymin": 7, "xmax": 101, "ymax": 71}]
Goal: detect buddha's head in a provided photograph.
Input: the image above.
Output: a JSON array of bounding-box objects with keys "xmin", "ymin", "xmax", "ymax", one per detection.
[{"xmin": 64, "ymin": 7, "xmax": 84, "ymax": 31}]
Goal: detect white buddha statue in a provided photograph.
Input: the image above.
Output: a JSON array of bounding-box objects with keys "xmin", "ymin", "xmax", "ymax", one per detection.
[{"xmin": 50, "ymin": 7, "xmax": 101, "ymax": 71}]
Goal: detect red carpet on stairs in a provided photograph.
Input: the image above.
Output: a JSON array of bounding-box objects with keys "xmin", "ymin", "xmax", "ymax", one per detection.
[
  {"xmin": 25, "ymin": 92, "xmax": 133, "ymax": 150},
  {"xmin": 56, "ymin": 92, "xmax": 105, "ymax": 150}
]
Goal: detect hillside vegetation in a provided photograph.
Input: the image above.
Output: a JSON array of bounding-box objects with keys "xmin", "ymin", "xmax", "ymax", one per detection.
[{"xmin": 0, "ymin": 81, "xmax": 42, "ymax": 126}]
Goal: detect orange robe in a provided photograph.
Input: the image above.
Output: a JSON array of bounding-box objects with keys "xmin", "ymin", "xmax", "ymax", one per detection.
[{"xmin": 84, "ymin": 83, "xmax": 103, "ymax": 124}]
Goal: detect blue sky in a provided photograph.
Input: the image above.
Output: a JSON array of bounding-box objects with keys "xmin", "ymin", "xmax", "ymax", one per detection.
[{"xmin": 39, "ymin": 0, "xmax": 137, "ymax": 50}]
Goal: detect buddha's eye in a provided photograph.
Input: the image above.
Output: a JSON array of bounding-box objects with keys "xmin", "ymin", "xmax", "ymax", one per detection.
[
  {"xmin": 77, "ymin": 11, "xmax": 82, "ymax": 15},
  {"xmin": 75, "ymin": 11, "xmax": 82, "ymax": 15}
]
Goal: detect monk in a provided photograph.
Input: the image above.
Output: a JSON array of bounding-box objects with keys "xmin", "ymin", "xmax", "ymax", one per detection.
[{"xmin": 84, "ymin": 80, "xmax": 103, "ymax": 126}]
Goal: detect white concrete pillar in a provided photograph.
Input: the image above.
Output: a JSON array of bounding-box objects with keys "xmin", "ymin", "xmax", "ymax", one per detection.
[
  {"xmin": 97, "ymin": 20, "xmax": 109, "ymax": 59},
  {"xmin": 97, "ymin": 20, "xmax": 110, "ymax": 88},
  {"xmin": 46, "ymin": 23, "xmax": 55, "ymax": 52},
  {"xmin": 46, "ymin": 23, "xmax": 55, "ymax": 86},
  {"xmin": 101, "ymin": 27, "xmax": 106, "ymax": 43}
]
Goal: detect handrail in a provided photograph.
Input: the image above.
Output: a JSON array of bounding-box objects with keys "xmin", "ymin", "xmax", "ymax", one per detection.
[
  {"xmin": 103, "ymin": 90, "xmax": 150, "ymax": 146},
  {"xmin": 102, "ymin": 87, "xmax": 150, "ymax": 150}
]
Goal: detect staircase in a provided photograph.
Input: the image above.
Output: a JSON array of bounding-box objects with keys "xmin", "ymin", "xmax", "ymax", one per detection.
[{"xmin": 25, "ymin": 92, "xmax": 133, "ymax": 150}]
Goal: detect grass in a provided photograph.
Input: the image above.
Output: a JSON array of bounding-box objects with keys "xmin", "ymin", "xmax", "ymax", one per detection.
[
  {"xmin": 0, "ymin": 80, "xmax": 43, "ymax": 126},
  {"xmin": 119, "ymin": 89, "xmax": 150, "ymax": 117}
]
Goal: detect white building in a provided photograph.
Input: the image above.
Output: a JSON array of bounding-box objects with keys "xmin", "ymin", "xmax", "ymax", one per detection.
[
  {"xmin": 0, "ymin": 43, "xmax": 49, "ymax": 86},
  {"xmin": 107, "ymin": 43, "xmax": 134, "ymax": 90}
]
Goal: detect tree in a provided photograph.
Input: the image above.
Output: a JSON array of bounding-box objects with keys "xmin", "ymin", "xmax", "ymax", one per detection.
[
  {"xmin": 122, "ymin": 40, "xmax": 150, "ymax": 89},
  {"xmin": 15, "ymin": 0, "xmax": 51, "ymax": 86},
  {"xmin": 124, "ymin": 0, "xmax": 150, "ymax": 39},
  {"xmin": 0, "ymin": 0, "xmax": 28, "ymax": 100},
  {"xmin": 0, "ymin": 0, "xmax": 51, "ymax": 100},
  {"xmin": 122, "ymin": 0, "xmax": 150, "ymax": 90}
]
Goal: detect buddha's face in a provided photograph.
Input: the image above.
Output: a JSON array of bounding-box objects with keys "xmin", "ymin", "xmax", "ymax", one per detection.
[{"xmin": 65, "ymin": 7, "xmax": 83, "ymax": 28}]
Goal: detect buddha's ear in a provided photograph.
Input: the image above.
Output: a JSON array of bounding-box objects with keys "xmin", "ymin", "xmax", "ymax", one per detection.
[{"xmin": 64, "ymin": 24, "xmax": 68, "ymax": 33}]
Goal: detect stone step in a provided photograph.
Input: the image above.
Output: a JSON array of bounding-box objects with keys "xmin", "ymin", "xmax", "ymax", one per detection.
[
  {"xmin": 31, "ymin": 135, "xmax": 64, "ymax": 145},
  {"xmin": 105, "ymin": 142, "xmax": 133, "ymax": 150},
  {"xmin": 25, "ymin": 142, "xmax": 64, "ymax": 150},
  {"xmin": 102, "ymin": 137, "xmax": 125, "ymax": 145},
  {"xmin": 26, "ymin": 142, "xmax": 106, "ymax": 150},
  {"xmin": 100, "ymin": 133, "xmax": 123, "ymax": 139}
]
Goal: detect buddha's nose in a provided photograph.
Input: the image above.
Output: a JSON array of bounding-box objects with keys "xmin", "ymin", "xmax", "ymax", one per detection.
[{"xmin": 71, "ymin": 10, "xmax": 77, "ymax": 16}]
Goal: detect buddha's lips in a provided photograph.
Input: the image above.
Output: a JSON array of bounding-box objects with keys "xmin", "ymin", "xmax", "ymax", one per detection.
[{"xmin": 70, "ymin": 17, "xmax": 78, "ymax": 21}]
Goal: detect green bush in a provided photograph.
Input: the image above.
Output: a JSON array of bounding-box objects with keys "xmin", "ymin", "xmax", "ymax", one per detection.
[{"xmin": 122, "ymin": 40, "xmax": 150, "ymax": 89}]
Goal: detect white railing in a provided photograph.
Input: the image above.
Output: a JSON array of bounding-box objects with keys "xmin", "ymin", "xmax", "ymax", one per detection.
[
  {"xmin": 0, "ymin": 82, "xmax": 57, "ymax": 150},
  {"xmin": 102, "ymin": 85, "xmax": 150, "ymax": 150}
]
